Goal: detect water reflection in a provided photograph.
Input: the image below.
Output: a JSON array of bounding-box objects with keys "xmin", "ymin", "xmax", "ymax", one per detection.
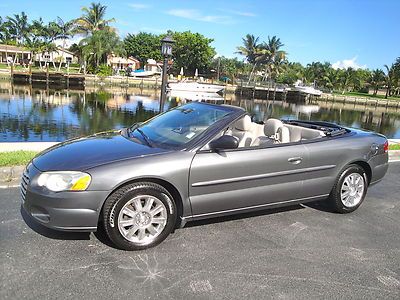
[{"xmin": 1, "ymin": 80, "xmax": 399, "ymax": 142}]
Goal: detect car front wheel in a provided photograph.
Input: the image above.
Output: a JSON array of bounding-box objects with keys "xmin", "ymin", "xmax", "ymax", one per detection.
[
  {"xmin": 329, "ymin": 164, "xmax": 368, "ymax": 213},
  {"xmin": 102, "ymin": 182, "xmax": 177, "ymax": 250}
]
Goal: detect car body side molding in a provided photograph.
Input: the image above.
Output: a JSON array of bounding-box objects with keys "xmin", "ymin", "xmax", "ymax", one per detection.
[
  {"xmin": 191, "ymin": 165, "xmax": 336, "ymax": 187},
  {"xmin": 185, "ymin": 194, "xmax": 330, "ymax": 220}
]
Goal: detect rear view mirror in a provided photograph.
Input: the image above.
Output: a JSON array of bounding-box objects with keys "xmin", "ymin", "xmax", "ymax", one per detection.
[{"xmin": 209, "ymin": 135, "xmax": 239, "ymax": 151}]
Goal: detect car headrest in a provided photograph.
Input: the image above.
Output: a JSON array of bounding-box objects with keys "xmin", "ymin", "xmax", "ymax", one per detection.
[
  {"xmin": 264, "ymin": 118, "xmax": 283, "ymax": 136},
  {"xmin": 235, "ymin": 115, "xmax": 252, "ymax": 131}
]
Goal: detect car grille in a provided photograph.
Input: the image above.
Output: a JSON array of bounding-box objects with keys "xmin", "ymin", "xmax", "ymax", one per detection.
[{"xmin": 20, "ymin": 168, "xmax": 30, "ymax": 202}]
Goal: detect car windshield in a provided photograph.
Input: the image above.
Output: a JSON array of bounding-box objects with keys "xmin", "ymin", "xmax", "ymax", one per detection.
[{"xmin": 129, "ymin": 103, "xmax": 232, "ymax": 149}]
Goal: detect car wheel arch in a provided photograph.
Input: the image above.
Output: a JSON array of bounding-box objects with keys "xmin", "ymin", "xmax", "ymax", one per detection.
[
  {"xmin": 100, "ymin": 177, "xmax": 185, "ymax": 228},
  {"xmin": 345, "ymin": 160, "xmax": 372, "ymax": 185}
]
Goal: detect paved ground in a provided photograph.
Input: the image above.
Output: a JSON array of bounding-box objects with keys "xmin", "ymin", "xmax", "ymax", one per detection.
[{"xmin": 1, "ymin": 163, "xmax": 400, "ymax": 299}]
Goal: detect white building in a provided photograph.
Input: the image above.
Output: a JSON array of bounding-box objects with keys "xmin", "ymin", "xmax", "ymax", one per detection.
[
  {"xmin": 0, "ymin": 44, "xmax": 31, "ymax": 64},
  {"xmin": 107, "ymin": 54, "xmax": 140, "ymax": 70},
  {"xmin": 34, "ymin": 48, "xmax": 78, "ymax": 64}
]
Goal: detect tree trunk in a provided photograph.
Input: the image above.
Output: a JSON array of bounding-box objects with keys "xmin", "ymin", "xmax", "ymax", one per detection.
[
  {"xmin": 58, "ymin": 40, "xmax": 66, "ymax": 71},
  {"xmin": 247, "ymin": 62, "xmax": 258, "ymax": 85},
  {"xmin": 385, "ymin": 85, "xmax": 389, "ymax": 99}
]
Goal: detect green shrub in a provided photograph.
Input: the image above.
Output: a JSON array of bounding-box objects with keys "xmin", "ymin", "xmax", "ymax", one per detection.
[{"xmin": 96, "ymin": 64, "xmax": 113, "ymax": 77}]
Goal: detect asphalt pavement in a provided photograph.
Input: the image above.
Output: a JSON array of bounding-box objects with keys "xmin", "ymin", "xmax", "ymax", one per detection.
[{"xmin": 1, "ymin": 163, "xmax": 400, "ymax": 299}]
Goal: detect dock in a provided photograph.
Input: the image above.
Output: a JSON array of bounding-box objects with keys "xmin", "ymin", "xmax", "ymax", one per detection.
[{"xmin": 11, "ymin": 69, "xmax": 85, "ymax": 88}]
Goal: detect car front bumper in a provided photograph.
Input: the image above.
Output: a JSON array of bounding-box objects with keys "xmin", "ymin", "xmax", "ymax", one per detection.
[{"xmin": 21, "ymin": 163, "xmax": 109, "ymax": 232}]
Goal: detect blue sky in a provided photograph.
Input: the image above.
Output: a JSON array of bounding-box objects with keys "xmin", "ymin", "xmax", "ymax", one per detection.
[{"xmin": 1, "ymin": 0, "xmax": 399, "ymax": 70}]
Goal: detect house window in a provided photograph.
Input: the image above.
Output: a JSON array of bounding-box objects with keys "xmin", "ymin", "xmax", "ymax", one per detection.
[{"xmin": 66, "ymin": 57, "xmax": 72, "ymax": 63}]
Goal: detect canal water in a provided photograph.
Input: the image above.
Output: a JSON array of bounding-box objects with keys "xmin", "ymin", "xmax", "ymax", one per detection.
[{"xmin": 1, "ymin": 80, "xmax": 400, "ymax": 142}]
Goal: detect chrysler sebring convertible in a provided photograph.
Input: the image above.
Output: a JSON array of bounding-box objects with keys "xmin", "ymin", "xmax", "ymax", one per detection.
[{"xmin": 21, "ymin": 102, "xmax": 389, "ymax": 250}]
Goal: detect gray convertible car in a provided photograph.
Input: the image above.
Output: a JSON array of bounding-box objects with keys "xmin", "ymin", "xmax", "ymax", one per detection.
[{"xmin": 21, "ymin": 102, "xmax": 389, "ymax": 250}]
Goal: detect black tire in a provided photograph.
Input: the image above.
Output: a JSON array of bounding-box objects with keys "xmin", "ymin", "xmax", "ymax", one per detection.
[
  {"xmin": 328, "ymin": 164, "xmax": 368, "ymax": 213},
  {"xmin": 102, "ymin": 182, "xmax": 177, "ymax": 250}
]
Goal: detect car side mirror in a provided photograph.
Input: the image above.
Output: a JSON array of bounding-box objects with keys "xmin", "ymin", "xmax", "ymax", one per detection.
[{"xmin": 209, "ymin": 135, "xmax": 239, "ymax": 151}]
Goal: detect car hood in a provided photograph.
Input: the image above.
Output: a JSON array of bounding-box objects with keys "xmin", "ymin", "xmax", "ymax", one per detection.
[{"xmin": 32, "ymin": 131, "xmax": 172, "ymax": 171}]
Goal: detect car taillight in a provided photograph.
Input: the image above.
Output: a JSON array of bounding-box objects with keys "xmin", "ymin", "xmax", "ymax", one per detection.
[{"xmin": 383, "ymin": 140, "xmax": 389, "ymax": 153}]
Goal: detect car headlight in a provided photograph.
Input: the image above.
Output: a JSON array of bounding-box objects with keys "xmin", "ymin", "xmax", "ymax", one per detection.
[{"xmin": 37, "ymin": 171, "xmax": 91, "ymax": 192}]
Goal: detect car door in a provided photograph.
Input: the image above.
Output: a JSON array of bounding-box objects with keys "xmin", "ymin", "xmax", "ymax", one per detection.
[
  {"xmin": 188, "ymin": 143, "xmax": 308, "ymax": 217},
  {"xmin": 301, "ymin": 138, "xmax": 350, "ymax": 199}
]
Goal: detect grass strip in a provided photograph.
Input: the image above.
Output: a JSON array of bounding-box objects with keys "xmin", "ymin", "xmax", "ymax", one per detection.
[{"xmin": 0, "ymin": 151, "xmax": 38, "ymax": 167}]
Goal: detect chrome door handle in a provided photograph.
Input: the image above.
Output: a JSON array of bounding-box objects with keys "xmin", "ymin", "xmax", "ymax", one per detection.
[{"xmin": 288, "ymin": 157, "xmax": 303, "ymax": 164}]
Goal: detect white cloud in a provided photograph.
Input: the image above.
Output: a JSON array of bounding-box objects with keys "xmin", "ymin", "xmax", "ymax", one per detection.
[
  {"xmin": 223, "ymin": 9, "xmax": 256, "ymax": 17},
  {"xmin": 332, "ymin": 57, "xmax": 367, "ymax": 70},
  {"xmin": 166, "ymin": 9, "xmax": 233, "ymax": 24},
  {"xmin": 128, "ymin": 3, "xmax": 150, "ymax": 10}
]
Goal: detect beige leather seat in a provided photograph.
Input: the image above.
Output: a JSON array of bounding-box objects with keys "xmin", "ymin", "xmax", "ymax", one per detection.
[
  {"xmin": 285, "ymin": 124, "xmax": 325, "ymax": 142},
  {"xmin": 252, "ymin": 118, "xmax": 287, "ymax": 146},
  {"xmin": 264, "ymin": 119, "xmax": 284, "ymax": 139},
  {"xmin": 231, "ymin": 115, "xmax": 254, "ymax": 147}
]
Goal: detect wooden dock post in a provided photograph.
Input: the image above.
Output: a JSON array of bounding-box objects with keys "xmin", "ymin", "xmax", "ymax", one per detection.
[
  {"xmin": 46, "ymin": 63, "xmax": 49, "ymax": 86},
  {"xmin": 66, "ymin": 63, "xmax": 70, "ymax": 89},
  {"xmin": 28, "ymin": 64, "xmax": 32, "ymax": 84}
]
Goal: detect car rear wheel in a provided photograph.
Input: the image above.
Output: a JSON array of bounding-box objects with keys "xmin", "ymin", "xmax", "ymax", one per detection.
[
  {"xmin": 102, "ymin": 182, "xmax": 177, "ymax": 250},
  {"xmin": 328, "ymin": 164, "xmax": 368, "ymax": 213}
]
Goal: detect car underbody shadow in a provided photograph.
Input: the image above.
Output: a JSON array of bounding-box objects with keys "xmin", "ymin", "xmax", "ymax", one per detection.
[
  {"xmin": 302, "ymin": 199, "xmax": 335, "ymax": 213},
  {"xmin": 93, "ymin": 224, "xmax": 120, "ymax": 249},
  {"xmin": 20, "ymin": 205, "xmax": 90, "ymax": 240},
  {"xmin": 185, "ymin": 204, "xmax": 305, "ymax": 228}
]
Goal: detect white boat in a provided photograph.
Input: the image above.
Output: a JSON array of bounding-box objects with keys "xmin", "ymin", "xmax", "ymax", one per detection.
[
  {"xmin": 168, "ymin": 81, "xmax": 224, "ymax": 93},
  {"xmin": 130, "ymin": 70, "xmax": 159, "ymax": 77},
  {"xmin": 168, "ymin": 90, "xmax": 224, "ymax": 102},
  {"xmin": 291, "ymin": 80, "xmax": 323, "ymax": 96}
]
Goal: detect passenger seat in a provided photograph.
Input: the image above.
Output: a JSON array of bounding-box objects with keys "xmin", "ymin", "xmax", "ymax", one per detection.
[{"xmin": 231, "ymin": 115, "xmax": 254, "ymax": 147}]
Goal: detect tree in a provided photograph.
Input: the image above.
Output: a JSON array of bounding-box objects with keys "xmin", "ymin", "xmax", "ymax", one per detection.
[
  {"xmin": 323, "ymin": 68, "xmax": 341, "ymax": 91},
  {"xmin": 236, "ymin": 34, "xmax": 260, "ymax": 65},
  {"xmin": 340, "ymin": 68, "xmax": 356, "ymax": 93},
  {"xmin": 75, "ymin": 2, "xmax": 115, "ymax": 35},
  {"xmin": 236, "ymin": 34, "xmax": 262, "ymax": 82},
  {"xmin": 169, "ymin": 31, "xmax": 216, "ymax": 75},
  {"xmin": 369, "ymin": 69, "xmax": 385, "ymax": 95},
  {"xmin": 277, "ymin": 62, "xmax": 305, "ymax": 84},
  {"xmin": 80, "ymin": 29, "xmax": 125, "ymax": 73},
  {"xmin": 124, "ymin": 32, "xmax": 162, "ymax": 66},
  {"xmin": 6, "ymin": 12, "xmax": 29, "ymax": 45},
  {"xmin": 257, "ymin": 36, "xmax": 287, "ymax": 80},
  {"xmin": 383, "ymin": 64, "xmax": 395, "ymax": 99},
  {"xmin": 53, "ymin": 17, "xmax": 75, "ymax": 70},
  {"xmin": 211, "ymin": 56, "xmax": 247, "ymax": 83}
]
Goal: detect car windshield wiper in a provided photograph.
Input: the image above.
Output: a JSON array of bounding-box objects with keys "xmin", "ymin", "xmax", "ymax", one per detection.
[{"xmin": 135, "ymin": 127, "xmax": 153, "ymax": 147}]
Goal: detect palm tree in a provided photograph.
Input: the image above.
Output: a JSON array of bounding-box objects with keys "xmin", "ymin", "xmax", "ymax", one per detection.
[
  {"xmin": 75, "ymin": 2, "xmax": 115, "ymax": 35},
  {"xmin": 6, "ymin": 12, "xmax": 29, "ymax": 45},
  {"xmin": 323, "ymin": 68, "xmax": 341, "ymax": 91},
  {"xmin": 236, "ymin": 34, "xmax": 260, "ymax": 65},
  {"xmin": 369, "ymin": 69, "xmax": 385, "ymax": 95},
  {"xmin": 27, "ymin": 18, "xmax": 47, "ymax": 68},
  {"xmin": 236, "ymin": 34, "xmax": 262, "ymax": 83},
  {"xmin": 80, "ymin": 29, "xmax": 124, "ymax": 72},
  {"xmin": 257, "ymin": 36, "xmax": 286, "ymax": 81},
  {"xmin": 383, "ymin": 64, "xmax": 395, "ymax": 99},
  {"xmin": 341, "ymin": 68, "xmax": 356, "ymax": 93},
  {"xmin": 53, "ymin": 17, "xmax": 75, "ymax": 70}
]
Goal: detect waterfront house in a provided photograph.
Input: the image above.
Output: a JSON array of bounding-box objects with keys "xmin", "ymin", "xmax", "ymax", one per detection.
[
  {"xmin": 34, "ymin": 48, "xmax": 78, "ymax": 65},
  {"xmin": 144, "ymin": 58, "xmax": 173, "ymax": 72},
  {"xmin": 107, "ymin": 54, "xmax": 140, "ymax": 71},
  {"xmin": 0, "ymin": 44, "xmax": 31, "ymax": 65}
]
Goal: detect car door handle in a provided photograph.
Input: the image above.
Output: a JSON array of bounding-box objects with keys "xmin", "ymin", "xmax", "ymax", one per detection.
[{"xmin": 288, "ymin": 157, "xmax": 303, "ymax": 164}]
